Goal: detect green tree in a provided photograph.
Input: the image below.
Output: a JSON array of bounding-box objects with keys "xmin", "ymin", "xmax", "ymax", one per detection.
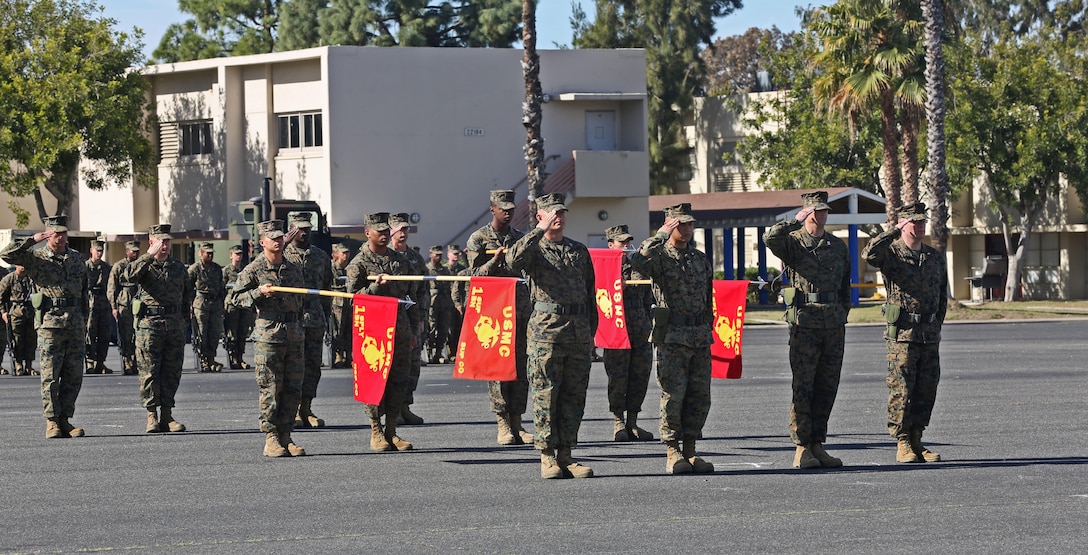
[
  {"xmin": 0, "ymin": 0, "xmax": 155, "ymax": 227},
  {"xmin": 946, "ymin": 31, "xmax": 1088, "ymax": 300},
  {"xmin": 154, "ymin": 0, "xmax": 281, "ymax": 62},
  {"xmin": 702, "ymin": 26, "xmax": 790, "ymax": 96},
  {"xmin": 571, "ymin": 0, "xmax": 744, "ymax": 194}
]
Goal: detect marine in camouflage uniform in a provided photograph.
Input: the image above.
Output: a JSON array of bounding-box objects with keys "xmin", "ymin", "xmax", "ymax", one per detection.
[
  {"xmin": 0, "ymin": 265, "xmax": 39, "ymax": 376},
  {"xmin": 128, "ymin": 224, "xmax": 194, "ymax": 434},
  {"xmin": 283, "ymin": 212, "xmax": 333, "ymax": 429},
  {"xmin": 389, "ymin": 213, "xmax": 429, "ymax": 426},
  {"xmin": 1, "ymin": 215, "xmax": 89, "ymax": 438},
  {"xmin": 345, "ymin": 212, "xmax": 417, "ymax": 452},
  {"xmin": 424, "ymin": 246, "xmax": 453, "ymax": 364},
  {"xmin": 601, "ymin": 225, "xmax": 656, "ymax": 444},
  {"xmin": 84, "ymin": 240, "xmax": 114, "ymax": 374},
  {"xmin": 507, "ymin": 193, "xmax": 597, "ymax": 479},
  {"xmin": 329, "ymin": 243, "xmax": 353, "ymax": 368},
  {"xmin": 630, "ymin": 207, "xmax": 716, "ymax": 474},
  {"xmin": 188, "ymin": 242, "xmax": 225, "ymax": 373},
  {"xmin": 465, "ymin": 190, "xmax": 533, "ymax": 446},
  {"xmin": 232, "ymin": 220, "xmax": 307, "ymax": 457},
  {"xmin": 763, "ymin": 191, "xmax": 851, "ymax": 469},
  {"xmin": 445, "ymin": 245, "xmax": 467, "ymax": 356},
  {"xmin": 108, "ymin": 241, "xmax": 141, "ymax": 375},
  {"xmin": 862, "ymin": 202, "xmax": 946, "ymax": 464},
  {"xmin": 223, "ymin": 245, "xmax": 256, "ymax": 370}
]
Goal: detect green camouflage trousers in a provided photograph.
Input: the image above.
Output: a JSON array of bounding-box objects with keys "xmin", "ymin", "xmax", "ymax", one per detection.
[
  {"xmin": 427, "ymin": 306, "xmax": 451, "ymax": 360},
  {"xmin": 488, "ymin": 317, "xmax": 528, "ymax": 415},
  {"xmin": 300, "ymin": 326, "xmax": 324, "ymax": 398},
  {"xmin": 37, "ymin": 328, "xmax": 85, "ymax": 418},
  {"xmin": 886, "ymin": 340, "xmax": 941, "ymax": 438},
  {"xmin": 364, "ymin": 332, "xmax": 413, "ymax": 421},
  {"xmin": 193, "ymin": 306, "xmax": 224, "ymax": 359},
  {"xmin": 224, "ymin": 307, "xmax": 256, "ymax": 360},
  {"xmin": 655, "ymin": 342, "xmax": 711, "ymax": 441},
  {"xmin": 405, "ymin": 328, "xmax": 423, "ymax": 406},
  {"xmin": 788, "ymin": 325, "xmax": 845, "ymax": 445},
  {"xmin": 136, "ymin": 319, "xmax": 185, "ymax": 409},
  {"xmin": 604, "ymin": 339, "xmax": 654, "ymax": 416},
  {"xmin": 116, "ymin": 307, "xmax": 135, "ymax": 359},
  {"xmin": 86, "ymin": 297, "xmax": 113, "ymax": 362},
  {"xmin": 10, "ymin": 313, "xmax": 36, "ymax": 361},
  {"xmin": 331, "ymin": 300, "xmax": 352, "ymax": 362},
  {"xmin": 254, "ymin": 340, "xmax": 303, "ymax": 432},
  {"xmin": 527, "ymin": 340, "xmax": 592, "ymax": 449}
]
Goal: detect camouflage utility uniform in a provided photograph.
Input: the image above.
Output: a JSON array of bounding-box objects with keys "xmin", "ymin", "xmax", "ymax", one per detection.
[
  {"xmin": 0, "ymin": 269, "xmax": 38, "ymax": 375},
  {"xmin": 330, "ymin": 249, "xmax": 352, "ymax": 368},
  {"xmin": 863, "ymin": 214, "xmax": 946, "ymax": 462},
  {"xmin": 466, "ymin": 221, "xmax": 532, "ymax": 444},
  {"xmin": 394, "ymin": 239, "xmax": 429, "ymax": 423},
  {"xmin": 607, "ymin": 248, "xmax": 657, "ymax": 438},
  {"xmin": 763, "ymin": 219, "xmax": 851, "ymax": 449},
  {"xmin": 188, "ymin": 256, "xmax": 225, "ymax": 372},
  {"xmin": 107, "ymin": 250, "xmax": 139, "ymax": 374},
  {"xmin": 223, "ymin": 258, "xmax": 256, "ymax": 369},
  {"xmin": 84, "ymin": 257, "xmax": 113, "ymax": 373},
  {"xmin": 283, "ymin": 241, "xmax": 332, "ymax": 426},
  {"xmin": 1, "ymin": 228, "xmax": 88, "ymax": 437},
  {"xmin": 424, "ymin": 256, "xmax": 453, "ymax": 363}
]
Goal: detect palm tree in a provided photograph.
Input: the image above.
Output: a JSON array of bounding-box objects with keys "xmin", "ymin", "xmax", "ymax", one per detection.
[
  {"xmin": 522, "ymin": 0, "xmax": 545, "ymax": 209},
  {"xmin": 808, "ymin": 0, "xmax": 925, "ymax": 223},
  {"xmin": 922, "ymin": 0, "xmax": 950, "ymax": 252}
]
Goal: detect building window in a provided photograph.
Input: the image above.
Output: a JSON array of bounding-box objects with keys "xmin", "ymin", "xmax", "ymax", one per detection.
[
  {"xmin": 179, "ymin": 121, "xmax": 213, "ymax": 156},
  {"xmin": 278, "ymin": 112, "xmax": 323, "ymax": 149}
]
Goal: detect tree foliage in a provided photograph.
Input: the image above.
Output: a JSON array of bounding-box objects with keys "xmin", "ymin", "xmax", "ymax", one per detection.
[
  {"xmin": 702, "ymin": 26, "xmax": 790, "ymax": 96},
  {"xmin": 156, "ymin": 0, "xmax": 523, "ymax": 61},
  {"xmin": 570, "ymin": 0, "xmax": 744, "ymax": 195},
  {"xmin": 0, "ymin": 0, "xmax": 155, "ymax": 227}
]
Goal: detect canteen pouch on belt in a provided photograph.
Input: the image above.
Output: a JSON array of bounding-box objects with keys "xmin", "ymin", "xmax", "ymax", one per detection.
[
  {"xmin": 781, "ymin": 287, "xmax": 798, "ymax": 325},
  {"xmin": 131, "ymin": 299, "xmax": 145, "ymax": 318},
  {"xmin": 30, "ymin": 292, "xmax": 45, "ymax": 327},
  {"xmin": 651, "ymin": 306, "xmax": 671, "ymax": 346},
  {"xmin": 883, "ymin": 304, "xmax": 901, "ymax": 339}
]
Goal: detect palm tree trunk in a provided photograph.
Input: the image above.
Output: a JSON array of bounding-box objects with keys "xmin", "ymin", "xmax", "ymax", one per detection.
[
  {"xmin": 880, "ymin": 90, "xmax": 903, "ymax": 224},
  {"xmin": 922, "ymin": 0, "xmax": 950, "ymax": 252},
  {"xmin": 522, "ymin": 0, "xmax": 545, "ymax": 211},
  {"xmin": 900, "ymin": 109, "xmax": 921, "ymax": 204}
]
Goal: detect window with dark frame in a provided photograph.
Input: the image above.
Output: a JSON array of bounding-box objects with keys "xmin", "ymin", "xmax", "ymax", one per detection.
[
  {"xmin": 179, "ymin": 121, "xmax": 213, "ymax": 156},
  {"xmin": 278, "ymin": 112, "xmax": 323, "ymax": 149}
]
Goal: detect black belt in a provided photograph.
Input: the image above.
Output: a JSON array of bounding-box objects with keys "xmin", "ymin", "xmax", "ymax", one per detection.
[
  {"xmin": 144, "ymin": 305, "xmax": 178, "ymax": 316},
  {"xmin": 669, "ymin": 313, "xmax": 706, "ymax": 327},
  {"xmin": 89, "ymin": 287, "xmax": 106, "ymax": 295},
  {"xmin": 802, "ymin": 292, "xmax": 839, "ymax": 303},
  {"xmin": 903, "ymin": 312, "xmax": 937, "ymax": 324},
  {"xmin": 48, "ymin": 297, "xmax": 82, "ymax": 308},
  {"xmin": 259, "ymin": 311, "xmax": 298, "ymax": 323},
  {"xmin": 534, "ymin": 302, "xmax": 587, "ymax": 315}
]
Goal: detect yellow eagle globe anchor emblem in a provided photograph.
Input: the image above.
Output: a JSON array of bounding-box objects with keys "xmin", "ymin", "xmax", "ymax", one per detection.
[
  {"xmin": 714, "ymin": 310, "xmax": 744, "ymax": 354},
  {"xmin": 474, "ymin": 315, "xmax": 501, "ymax": 349},
  {"xmin": 596, "ymin": 288, "xmax": 613, "ymax": 319},
  {"xmin": 359, "ymin": 335, "xmax": 388, "ymax": 375}
]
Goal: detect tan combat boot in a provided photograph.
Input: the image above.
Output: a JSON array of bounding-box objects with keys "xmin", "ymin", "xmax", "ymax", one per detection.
[
  {"xmin": 682, "ymin": 439, "xmax": 714, "ymax": 473},
  {"xmin": 13, "ymin": 360, "xmax": 23, "ymax": 375},
  {"xmin": 495, "ymin": 412, "xmax": 516, "ymax": 445},
  {"xmin": 369, "ymin": 419, "xmax": 393, "ymax": 452},
  {"xmin": 557, "ymin": 446, "xmax": 594, "ymax": 478},
  {"xmin": 296, "ymin": 398, "xmax": 325, "ymax": 428},
  {"xmin": 627, "ymin": 412, "xmax": 654, "ymax": 441},
  {"xmin": 400, "ymin": 406, "xmax": 424, "ymax": 425},
  {"xmin": 45, "ymin": 419, "xmax": 64, "ymax": 439},
  {"xmin": 209, "ymin": 359, "xmax": 223, "ymax": 372},
  {"xmin": 666, "ymin": 440, "xmax": 693, "ymax": 474},
  {"xmin": 897, "ymin": 436, "xmax": 923, "ymax": 463},
  {"xmin": 96, "ymin": 361, "xmax": 113, "ymax": 374},
  {"xmin": 228, "ymin": 352, "xmax": 242, "ymax": 370},
  {"xmin": 793, "ymin": 445, "xmax": 821, "ymax": 469},
  {"xmin": 909, "ymin": 430, "xmax": 940, "ymax": 462},
  {"xmin": 57, "ymin": 417, "xmax": 85, "ymax": 438},
  {"xmin": 540, "ymin": 447, "xmax": 564, "ymax": 479},
  {"xmin": 612, "ymin": 412, "xmax": 629, "ymax": 442},
  {"xmin": 509, "ymin": 412, "xmax": 533, "ymax": 444},
  {"xmin": 384, "ymin": 419, "xmax": 412, "ymax": 451},
  {"xmin": 809, "ymin": 442, "xmax": 843, "ymax": 467},
  {"xmin": 145, "ymin": 410, "xmax": 161, "ymax": 433},
  {"xmin": 159, "ymin": 408, "xmax": 186, "ymax": 432},
  {"xmin": 278, "ymin": 428, "xmax": 306, "ymax": 456},
  {"xmin": 263, "ymin": 431, "xmax": 288, "ymax": 457},
  {"xmin": 29, "ymin": 363, "xmax": 40, "ymax": 376}
]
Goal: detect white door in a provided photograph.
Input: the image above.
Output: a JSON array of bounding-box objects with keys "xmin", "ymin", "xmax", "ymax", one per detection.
[{"xmin": 585, "ymin": 111, "xmax": 616, "ymax": 151}]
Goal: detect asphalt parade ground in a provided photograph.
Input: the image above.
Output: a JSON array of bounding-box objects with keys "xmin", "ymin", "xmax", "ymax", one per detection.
[{"xmin": 1, "ymin": 319, "xmax": 1086, "ymax": 554}]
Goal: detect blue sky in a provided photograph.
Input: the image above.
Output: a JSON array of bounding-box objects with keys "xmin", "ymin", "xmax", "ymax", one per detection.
[{"xmin": 102, "ymin": 1, "xmax": 805, "ymax": 58}]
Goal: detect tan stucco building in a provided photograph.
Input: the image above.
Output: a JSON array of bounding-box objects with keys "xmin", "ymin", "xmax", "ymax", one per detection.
[{"xmin": 71, "ymin": 46, "xmax": 651, "ymax": 257}]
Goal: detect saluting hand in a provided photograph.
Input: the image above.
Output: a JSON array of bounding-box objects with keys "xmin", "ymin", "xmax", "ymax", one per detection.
[
  {"xmin": 536, "ymin": 210, "xmax": 560, "ymax": 231},
  {"xmin": 147, "ymin": 237, "xmax": 164, "ymax": 257},
  {"xmin": 32, "ymin": 230, "xmax": 55, "ymax": 243},
  {"xmin": 795, "ymin": 207, "xmax": 814, "ymax": 223},
  {"xmin": 284, "ymin": 225, "xmax": 301, "ymax": 244},
  {"xmin": 896, "ymin": 218, "xmax": 911, "ymax": 231},
  {"xmin": 658, "ymin": 217, "xmax": 680, "ymax": 235}
]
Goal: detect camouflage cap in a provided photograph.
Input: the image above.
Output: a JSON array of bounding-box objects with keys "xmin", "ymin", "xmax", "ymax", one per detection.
[
  {"xmin": 663, "ymin": 203, "xmax": 696, "ymax": 223},
  {"xmin": 364, "ymin": 212, "xmax": 390, "ymax": 231},
  {"xmin": 490, "ymin": 189, "xmax": 516, "ymax": 211},
  {"xmin": 605, "ymin": 224, "xmax": 634, "ymax": 242},
  {"xmin": 149, "ymin": 224, "xmax": 173, "ymax": 240},
  {"xmin": 198, "ymin": 242, "xmax": 215, "ymax": 253},
  {"xmin": 289, "ymin": 212, "xmax": 313, "ymax": 228},
  {"xmin": 898, "ymin": 202, "xmax": 929, "ymax": 222},
  {"xmin": 228, "ymin": 244, "xmax": 244, "ymax": 254},
  {"xmin": 429, "ymin": 245, "xmax": 444, "ymax": 254},
  {"xmin": 536, "ymin": 193, "xmax": 567, "ymax": 212},
  {"xmin": 447, "ymin": 244, "xmax": 462, "ymax": 255},
  {"xmin": 389, "ymin": 212, "xmax": 411, "ymax": 232},
  {"xmin": 43, "ymin": 215, "xmax": 69, "ymax": 232},
  {"xmin": 257, "ymin": 220, "xmax": 285, "ymax": 239},
  {"xmin": 801, "ymin": 191, "xmax": 832, "ymax": 211},
  {"xmin": 332, "ymin": 242, "xmax": 350, "ymax": 254},
  {"xmin": 124, "ymin": 240, "xmax": 141, "ymax": 251},
  {"xmin": 90, "ymin": 240, "xmax": 105, "ymax": 251}
]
